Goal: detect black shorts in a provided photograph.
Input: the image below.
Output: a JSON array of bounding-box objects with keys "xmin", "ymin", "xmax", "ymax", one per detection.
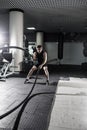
[{"xmin": 35, "ymin": 63, "xmax": 47, "ymax": 68}]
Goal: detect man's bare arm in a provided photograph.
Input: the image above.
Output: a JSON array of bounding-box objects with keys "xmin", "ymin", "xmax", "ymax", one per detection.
[
  {"xmin": 42, "ymin": 52, "xmax": 47, "ymax": 65},
  {"xmin": 33, "ymin": 52, "xmax": 37, "ymax": 60}
]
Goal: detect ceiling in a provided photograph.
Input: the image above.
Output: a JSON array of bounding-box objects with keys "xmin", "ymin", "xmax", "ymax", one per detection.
[{"xmin": 0, "ymin": 0, "xmax": 87, "ymax": 33}]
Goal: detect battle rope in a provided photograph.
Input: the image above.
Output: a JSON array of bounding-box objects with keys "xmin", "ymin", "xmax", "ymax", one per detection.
[
  {"xmin": 0, "ymin": 46, "xmax": 26, "ymax": 52},
  {"xmin": 0, "ymin": 58, "xmax": 58, "ymax": 119},
  {"xmin": 0, "ymin": 68, "xmax": 40, "ymax": 120},
  {"xmin": 0, "ymin": 46, "xmax": 58, "ymax": 129},
  {"xmin": 12, "ymin": 92, "xmax": 54, "ymax": 130}
]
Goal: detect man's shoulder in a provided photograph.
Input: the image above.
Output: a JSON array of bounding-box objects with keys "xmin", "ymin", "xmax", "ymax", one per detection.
[
  {"xmin": 43, "ymin": 50, "xmax": 47, "ymax": 55},
  {"xmin": 43, "ymin": 50, "xmax": 47, "ymax": 53}
]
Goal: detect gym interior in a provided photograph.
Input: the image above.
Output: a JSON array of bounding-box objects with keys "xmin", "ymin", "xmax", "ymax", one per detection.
[{"xmin": 0, "ymin": 0, "xmax": 87, "ymax": 130}]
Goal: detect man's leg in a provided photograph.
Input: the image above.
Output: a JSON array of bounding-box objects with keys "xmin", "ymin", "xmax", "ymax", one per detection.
[
  {"xmin": 24, "ymin": 65, "xmax": 37, "ymax": 83},
  {"xmin": 43, "ymin": 66, "xmax": 49, "ymax": 84},
  {"xmin": 26, "ymin": 65, "xmax": 37, "ymax": 79}
]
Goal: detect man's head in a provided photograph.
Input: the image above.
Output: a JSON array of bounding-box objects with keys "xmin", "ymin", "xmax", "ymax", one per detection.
[{"xmin": 36, "ymin": 45, "xmax": 43, "ymax": 53}]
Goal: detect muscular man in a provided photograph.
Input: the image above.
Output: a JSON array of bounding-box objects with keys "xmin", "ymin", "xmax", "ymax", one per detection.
[{"xmin": 25, "ymin": 45, "xmax": 49, "ymax": 85}]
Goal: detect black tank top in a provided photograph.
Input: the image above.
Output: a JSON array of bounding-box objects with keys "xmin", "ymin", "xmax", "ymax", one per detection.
[{"xmin": 36, "ymin": 50, "xmax": 46, "ymax": 64}]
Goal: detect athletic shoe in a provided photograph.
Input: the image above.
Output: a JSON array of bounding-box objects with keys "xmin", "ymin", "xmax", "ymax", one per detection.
[
  {"xmin": 46, "ymin": 80, "xmax": 49, "ymax": 86},
  {"xmin": 24, "ymin": 78, "xmax": 29, "ymax": 84}
]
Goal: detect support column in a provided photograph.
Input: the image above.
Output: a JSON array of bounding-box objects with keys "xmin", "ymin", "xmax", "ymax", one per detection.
[
  {"xmin": 36, "ymin": 32, "xmax": 44, "ymax": 47},
  {"xmin": 9, "ymin": 9, "xmax": 24, "ymax": 71}
]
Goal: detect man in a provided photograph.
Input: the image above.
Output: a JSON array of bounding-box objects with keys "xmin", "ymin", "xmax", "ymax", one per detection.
[{"xmin": 25, "ymin": 45, "xmax": 49, "ymax": 85}]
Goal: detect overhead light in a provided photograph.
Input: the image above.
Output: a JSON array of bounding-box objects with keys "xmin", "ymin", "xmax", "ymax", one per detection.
[{"xmin": 27, "ymin": 27, "xmax": 36, "ymax": 30}]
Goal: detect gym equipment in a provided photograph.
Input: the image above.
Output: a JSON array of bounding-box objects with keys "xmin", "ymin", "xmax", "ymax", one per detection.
[
  {"xmin": 0, "ymin": 45, "xmax": 33, "ymax": 81},
  {"xmin": 0, "ymin": 52, "xmax": 14, "ymax": 80},
  {"xmin": 58, "ymin": 32, "xmax": 64, "ymax": 60}
]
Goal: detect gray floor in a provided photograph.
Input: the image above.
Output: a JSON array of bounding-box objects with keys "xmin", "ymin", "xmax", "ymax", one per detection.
[
  {"xmin": 0, "ymin": 74, "xmax": 58, "ymax": 130},
  {"xmin": 0, "ymin": 71, "xmax": 87, "ymax": 130},
  {"xmin": 48, "ymin": 73, "xmax": 87, "ymax": 130}
]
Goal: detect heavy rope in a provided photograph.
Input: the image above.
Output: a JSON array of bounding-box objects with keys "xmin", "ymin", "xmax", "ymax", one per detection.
[
  {"xmin": 0, "ymin": 57, "xmax": 58, "ymax": 119},
  {"xmin": 0, "ymin": 68, "xmax": 40, "ymax": 119},
  {"xmin": 0, "ymin": 46, "xmax": 26, "ymax": 52},
  {"xmin": 12, "ymin": 92, "xmax": 55, "ymax": 130},
  {"xmin": 0, "ymin": 46, "xmax": 58, "ymax": 129}
]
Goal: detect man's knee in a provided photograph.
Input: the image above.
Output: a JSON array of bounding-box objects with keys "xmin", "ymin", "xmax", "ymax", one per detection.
[
  {"xmin": 43, "ymin": 66, "xmax": 48, "ymax": 71},
  {"xmin": 32, "ymin": 65, "xmax": 37, "ymax": 71}
]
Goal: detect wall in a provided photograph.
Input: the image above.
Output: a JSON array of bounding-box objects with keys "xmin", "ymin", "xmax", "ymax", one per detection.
[
  {"xmin": 0, "ymin": 13, "xmax": 87, "ymax": 66},
  {"xmin": 62, "ymin": 42, "xmax": 86, "ymax": 65},
  {"xmin": 45, "ymin": 42, "xmax": 86, "ymax": 65},
  {"xmin": 0, "ymin": 13, "xmax": 9, "ymax": 47},
  {"xmin": 45, "ymin": 42, "xmax": 58, "ymax": 64}
]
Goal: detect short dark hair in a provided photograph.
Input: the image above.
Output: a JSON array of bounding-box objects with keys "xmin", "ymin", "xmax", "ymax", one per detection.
[{"xmin": 37, "ymin": 45, "xmax": 42, "ymax": 48}]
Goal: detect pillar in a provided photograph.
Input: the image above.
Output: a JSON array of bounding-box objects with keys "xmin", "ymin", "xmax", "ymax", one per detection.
[
  {"xmin": 36, "ymin": 32, "xmax": 44, "ymax": 47},
  {"xmin": 9, "ymin": 9, "xmax": 24, "ymax": 71}
]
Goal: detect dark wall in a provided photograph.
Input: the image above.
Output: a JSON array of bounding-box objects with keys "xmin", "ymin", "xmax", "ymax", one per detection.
[
  {"xmin": 0, "ymin": 13, "xmax": 9, "ymax": 45},
  {"xmin": 26, "ymin": 32, "xmax": 36, "ymax": 42},
  {"xmin": 44, "ymin": 33, "xmax": 58, "ymax": 42},
  {"xmin": 26, "ymin": 32, "xmax": 87, "ymax": 43}
]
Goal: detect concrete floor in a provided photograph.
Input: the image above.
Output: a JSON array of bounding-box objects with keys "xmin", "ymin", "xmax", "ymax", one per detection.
[
  {"xmin": 0, "ymin": 71, "xmax": 87, "ymax": 130},
  {"xmin": 0, "ymin": 74, "xmax": 58, "ymax": 130},
  {"xmin": 48, "ymin": 74, "xmax": 87, "ymax": 130}
]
